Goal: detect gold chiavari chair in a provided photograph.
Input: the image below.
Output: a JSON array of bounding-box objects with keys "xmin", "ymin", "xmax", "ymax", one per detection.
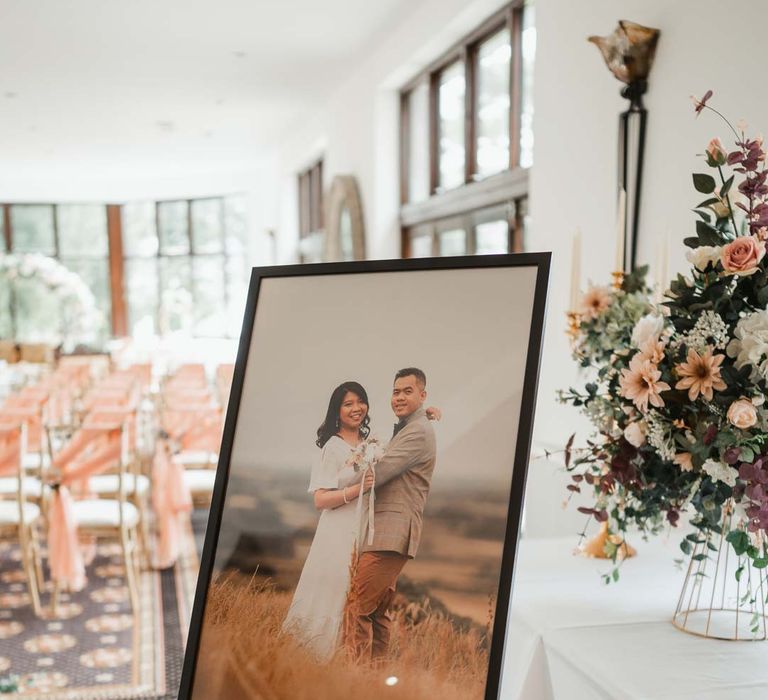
[
  {"xmin": 0, "ymin": 422, "xmax": 44, "ymax": 616},
  {"xmin": 50, "ymin": 422, "xmax": 141, "ymax": 615}
]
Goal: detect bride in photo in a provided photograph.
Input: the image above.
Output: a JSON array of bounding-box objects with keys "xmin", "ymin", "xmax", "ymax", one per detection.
[{"xmin": 282, "ymin": 380, "xmax": 438, "ymax": 662}]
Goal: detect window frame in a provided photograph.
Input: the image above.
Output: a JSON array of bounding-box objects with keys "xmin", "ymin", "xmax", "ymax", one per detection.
[
  {"xmin": 399, "ymin": 0, "xmax": 530, "ymax": 257},
  {"xmin": 1, "ymin": 202, "xmax": 115, "ymax": 336},
  {"xmin": 0, "ymin": 195, "xmax": 248, "ymax": 342},
  {"xmin": 297, "ymin": 159, "xmax": 324, "ymax": 263}
]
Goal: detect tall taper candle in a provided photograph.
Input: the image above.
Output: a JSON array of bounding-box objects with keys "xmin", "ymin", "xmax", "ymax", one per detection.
[
  {"xmin": 570, "ymin": 229, "xmax": 582, "ymax": 310},
  {"xmin": 615, "ymin": 188, "xmax": 627, "ymax": 272},
  {"xmin": 658, "ymin": 230, "xmax": 670, "ymax": 302}
]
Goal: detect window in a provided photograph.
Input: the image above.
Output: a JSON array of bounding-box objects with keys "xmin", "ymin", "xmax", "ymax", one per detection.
[
  {"xmin": 400, "ymin": 0, "xmax": 535, "ymax": 257},
  {"xmin": 0, "ymin": 204, "xmax": 111, "ymax": 344},
  {"xmin": 122, "ymin": 196, "xmax": 249, "ymax": 338},
  {"xmin": 297, "ymin": 159, "xmax": 324, "ymax": 263},
  {"xmin": 0, "ymin": 194, "xmax": 249, "ymax": 346}
]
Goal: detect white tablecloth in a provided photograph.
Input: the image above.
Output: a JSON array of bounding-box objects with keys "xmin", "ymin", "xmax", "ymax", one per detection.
[{"xmin": 500, "ymin": 536, "xmax": 768, "ymax": 699}]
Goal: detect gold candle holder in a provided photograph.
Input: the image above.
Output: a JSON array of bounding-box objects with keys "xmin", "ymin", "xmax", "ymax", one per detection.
[
  {"xmin": 611, "ymin": 270, "xmax": 625, "ymax": 290},
  {"xmin": 579, "ymin": 521, "xmax": 637, "ymax": 559}
]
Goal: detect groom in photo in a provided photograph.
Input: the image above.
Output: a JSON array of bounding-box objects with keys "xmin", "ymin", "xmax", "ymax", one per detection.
[{"xmin": 346, "ymin": 367, "xmax": 437, "ymax": 664}]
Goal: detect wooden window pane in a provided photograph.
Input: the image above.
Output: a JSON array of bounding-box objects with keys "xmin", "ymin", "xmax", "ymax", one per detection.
[
  {"xmin": 192, "ymin": 255, "xmax": 227, "ymax": 337},
  {"xmin": 407, "ymin": 83, "xmax": 430, "ymax": 202},
  {"xmin": 299, "ymin": 174, "xmax": 311, "ymax": 237},
  {"xmin": 224, "ymin": 195, "xmax": 248, "ymax": 256},
  {"xmin": 125, "ymin": 258, "xmax": 158, "ymax": 335},
  {"xmin": 158, "ymin": 201, "xmax": 190, "ymax": 255},
  {"xmin": 122, "ymin": 202, "xmax": 159, "ymax": 257},
  {"xmin": 10, "ymin": 205, "xmax": 55, "ymax": 254},
  {"xmin": 310, "ymin": 163, "xmax": 323, "ymax": 231},
  {"xmin": 61, "ymin": 258, "xmax": 111, "ymax": 339},
  {"xmin": 226, "ymin": 255, "xmax": 248, "ymax": 337},
  {"xmin": 191, "ymin": 199, "xmax": 224, "ymax": 254},
  {"xmin": 520, "ymin": 2, "xmax": 536, "ymax": 168},
  {"xmin": 159, "ymin": 256, "xmax": 193, "ymax": 332},
  {"xmin": 0, "ymin": 276, "xmax": 11, "ymax": 337},
  {"xmin": 476, "ymin": 219, "xmax": 509, "ymax": 254},
  {"xmin": 476, "ymin": 28, "xmax": 511, "ymax": 178},
  {"xmin": 438, "ymin": 228, "xmax": 467, "ymax": 256},
  {"xmin": 438, "ymin": 61, "xmax": 466, "ymax": 190},
  {"xmin": 14, "ymin": 275, "xmax": 61, "ymax": 341},
  {"xmin": 58, "ymin": 205, "xmax": 108, "ymax": 257}
]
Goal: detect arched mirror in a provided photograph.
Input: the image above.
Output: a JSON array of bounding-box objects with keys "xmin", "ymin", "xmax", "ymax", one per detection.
[{"xmin": 325, "ymin": 175, "xmax": 365, "ymax": 261}]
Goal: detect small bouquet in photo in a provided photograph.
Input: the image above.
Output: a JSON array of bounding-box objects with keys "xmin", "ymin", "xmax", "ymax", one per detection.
[{"xmin": 346, "ymin": 436, "xmax": 384, "ymax": 472}]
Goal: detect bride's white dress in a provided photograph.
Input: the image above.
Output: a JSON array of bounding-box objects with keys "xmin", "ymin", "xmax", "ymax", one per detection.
[{"xmin": 282, "ymin": 436, "xmax": 363, "ymax": 661}]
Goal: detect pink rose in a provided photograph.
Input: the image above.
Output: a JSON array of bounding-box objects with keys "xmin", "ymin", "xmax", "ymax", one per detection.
[
  {"xmin": 706, "ymin": 137, "xmax": 727, "ymax": 166},
  {"xmin": 727, "ymin": 398, "xmax": 757, "ymax": 429},
  {"xmin": 720, "ymin": 236, "xmax": 766, "ymax": 276}
]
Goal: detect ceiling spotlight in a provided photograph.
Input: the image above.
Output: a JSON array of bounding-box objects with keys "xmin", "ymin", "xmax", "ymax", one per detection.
[
  {"xmin": 385, "ymin": 676, "xmax": 398, "ymax": 687},
  {"xmin": 156, "ymin": 120, "xmax": 175, "ymax": 132},
  {"xmin": 233, "ymin": 50, "xmax": 247, "ymax": 59},
  {"xmin": 4, "ymin": 91, "xmax": 18, "ymax": 99}
]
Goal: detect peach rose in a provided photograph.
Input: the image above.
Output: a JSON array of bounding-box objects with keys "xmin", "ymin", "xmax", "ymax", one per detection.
[
  {"xmin": 623, "ymin": 421, "xmax": 646, "ymax": 447},
  {"xmin": 720, "ymin": 236, "xmax": 766, "ymax": 276},
  {"xmin": 727, "ymin": 398, "xmax": 758, "ymax": 429},
  {"xmin": 706, "ymin": 137, "xmax": 727, "ymax": 166}
]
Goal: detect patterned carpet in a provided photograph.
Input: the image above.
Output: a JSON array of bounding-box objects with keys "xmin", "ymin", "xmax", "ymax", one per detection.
[{"xmin": 0, "ymin": 509, "xmax": 207, "ymax": 699}]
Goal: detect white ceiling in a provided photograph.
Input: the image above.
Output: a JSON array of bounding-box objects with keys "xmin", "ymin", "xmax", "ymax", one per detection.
[{"xmin": 0, "ymin": 0, "xmax": 412, "ymax": 178}]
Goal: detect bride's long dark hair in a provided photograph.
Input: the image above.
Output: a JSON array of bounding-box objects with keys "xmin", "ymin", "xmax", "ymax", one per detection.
[{"xmin": 316, "ymin": 381, "xmax": 371, "ymax": 448}]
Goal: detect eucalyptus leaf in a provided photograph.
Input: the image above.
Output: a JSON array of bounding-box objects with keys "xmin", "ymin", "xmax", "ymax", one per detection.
[{"xmin": 693, "ymin": 173, "xmax": 717, "ymax": 194}]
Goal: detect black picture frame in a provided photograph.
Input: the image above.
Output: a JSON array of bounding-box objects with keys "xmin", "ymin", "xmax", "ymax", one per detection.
[{"xmin": 178, "ymin": 253, "xmax": 550, "ymax": 700}]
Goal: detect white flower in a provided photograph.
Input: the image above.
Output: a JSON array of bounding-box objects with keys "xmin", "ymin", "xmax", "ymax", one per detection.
[
  {"xmin": 727, "ymin": 310, "xmax": 768, "ymax": 380},
  {"xmin": 623, "ymin": 421, "xmax": 646, "ymax": 447},
  {"xmin": 686, "ymin": 245, "xmax": 722, "ymax": 271},
  {"xmin": 631, "ymin": 314, "xmax": 665, "ymax": 349},
  {"xmin": 702, "ymin": 459, "xmax": 737, "ymax": 487}
]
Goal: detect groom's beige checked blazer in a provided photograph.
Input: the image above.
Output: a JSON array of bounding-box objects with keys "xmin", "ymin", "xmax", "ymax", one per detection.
[{"xmin": 362, "ymin": 407, "xmax": 436, "ymax": 558}]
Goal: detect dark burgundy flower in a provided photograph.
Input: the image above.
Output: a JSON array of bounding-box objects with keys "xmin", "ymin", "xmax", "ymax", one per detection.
[
  {"xmin": 724, "ymin": 447, "xmax": 741, "ymax": 464},
  {"xmin": 739, "ymin": 463, "xmax": 755, "ymax": 480},
  {"xmin": 703, "ymin": 424, "xmax": 718, "ymax": 445},
  {"xmin": 667, "ymin": 509, "xmax": 680, "ymax": 526}
]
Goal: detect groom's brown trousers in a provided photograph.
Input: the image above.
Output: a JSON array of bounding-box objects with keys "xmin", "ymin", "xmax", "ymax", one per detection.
[{"xmin": 346, "ymin": 551, "xmax": 408, "ymax": 663}]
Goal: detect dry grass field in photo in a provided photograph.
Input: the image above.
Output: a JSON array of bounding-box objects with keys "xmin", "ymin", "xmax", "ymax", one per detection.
[{"xmin": 191, "ymin": 574, "xmax": 491, "ymax": 700}]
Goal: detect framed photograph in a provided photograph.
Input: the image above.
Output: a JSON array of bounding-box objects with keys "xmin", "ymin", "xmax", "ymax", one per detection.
[{"xmin": 178, "ymin": 254, "xmax": 550, "ymax": 700}]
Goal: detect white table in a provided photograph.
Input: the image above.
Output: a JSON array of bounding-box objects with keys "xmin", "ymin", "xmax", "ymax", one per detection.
[{"xmin": 501, "ymin": 536, "xmax": 768, "ymax": 699}]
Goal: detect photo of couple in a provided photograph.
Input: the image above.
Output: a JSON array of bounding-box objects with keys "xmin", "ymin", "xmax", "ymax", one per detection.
[
  {"xmin": 184, "ymin": 264, "xmax": 544, "ymax": 700},
  {"xmin": 282, "ymin": 368, "xmax": 439, "ymax": 664}
]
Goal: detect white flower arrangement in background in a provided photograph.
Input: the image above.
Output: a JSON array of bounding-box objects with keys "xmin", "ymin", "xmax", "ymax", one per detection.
[{"xmin": 0, "ymin": 252, "xmax": 103, "ymax": 350}]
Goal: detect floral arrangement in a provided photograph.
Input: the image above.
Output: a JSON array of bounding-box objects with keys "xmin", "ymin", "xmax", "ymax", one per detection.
[
  {"xmin": 0, "ymin": 253, "xmax": 103, "ymax": 350},
  {"xmin": 345, "ymin": 436, "xmax": 384, "ymax": 473},
  {"xmin": 561, "ymin": 93, "xmax": 768, "ymax": 579}
]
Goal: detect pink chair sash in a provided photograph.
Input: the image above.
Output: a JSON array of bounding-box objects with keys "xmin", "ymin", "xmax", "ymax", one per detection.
[
  {"xmin": 152, "ymin": 440, "xmax": 192, "ymax": 568},
  {"xmin": 47, "ymin": 420, "xmax": 125, "ymax": 591},
  {"xmin": 0, "ymin": 423, "xmax": 24, "ymax": 475}
]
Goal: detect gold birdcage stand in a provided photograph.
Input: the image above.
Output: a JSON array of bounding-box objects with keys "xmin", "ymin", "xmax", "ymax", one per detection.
[{"xmin": 673, "ymin": 502, "xmax": 768, "ymax": 641}]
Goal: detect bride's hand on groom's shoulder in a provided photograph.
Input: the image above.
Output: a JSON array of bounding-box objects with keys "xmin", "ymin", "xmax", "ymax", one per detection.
[{"xmin": 426, "ymin": 406, "xmax": 442, "ymax": 421}]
